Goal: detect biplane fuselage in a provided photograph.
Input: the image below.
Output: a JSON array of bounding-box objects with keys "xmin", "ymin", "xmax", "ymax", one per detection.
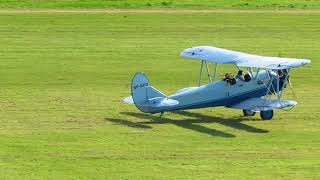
[
  {"xmin": 142, "ymin": 70, "xmax": 278, "ymax": 113},
  {"xmin": 166, "ymin": 70, "xmax": 273, "ymax": 112},
  {"xmin": 124, "ymin": 46, "xmax": 310, "ymax": 120}
]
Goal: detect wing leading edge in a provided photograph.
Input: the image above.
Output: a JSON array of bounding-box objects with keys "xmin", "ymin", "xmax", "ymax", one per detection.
[{"xmin": 181, "ymin": 46, "xmax": 311, "ymax": 69}]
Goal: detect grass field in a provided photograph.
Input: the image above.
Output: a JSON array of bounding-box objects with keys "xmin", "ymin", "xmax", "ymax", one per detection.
[
  {"xmin": 1, "ymin": 0, "xmax": 320, "ymax": 9},
  {"xmin": 0, "ymin": 10, "xmax": 319, "ymax": 179}
]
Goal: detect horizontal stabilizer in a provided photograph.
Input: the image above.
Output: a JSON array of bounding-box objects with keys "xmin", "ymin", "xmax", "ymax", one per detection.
[
  {"xmin": 147, "ymin": 86, "xmax": 166, "ymax": 98},
  {"xmin": 140, "ymin": 97, "xmax": 179, "ymax": 108},
  {"xmin": 123, "ymin": 86, "xmax": 166, "ymax": 105},
  {"xmin": 229, "ymin": 98, "xmax": 297, "ymax": 111},
  {"xmin": 123, "ymin": 96, "xmax": 134, "ymax": 104}
]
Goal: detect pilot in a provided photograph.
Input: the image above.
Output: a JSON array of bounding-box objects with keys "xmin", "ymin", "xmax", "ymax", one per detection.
[
  {"xmin": 224, "ymin": 73, "xmax": 236, "ymax": 85},
  {"xmin": 244, "ymin": 72, "xmax": 251, "ymax": 82},
  {"xmin": 223, "ymin": 73, "xmax": 231, "ymax": 84},
  {"xmin": 236, "ymin": 70, "xmax": 245, "ymax": 81},
  {"xmin": 229, "ymin": 74, "xmax": 236, "ymax": 85}
]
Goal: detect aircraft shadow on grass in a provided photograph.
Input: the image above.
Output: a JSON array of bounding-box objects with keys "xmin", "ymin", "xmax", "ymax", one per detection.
[{"xmin": 105, "ymin": 111, "xmax": 269, "ymax": 138}]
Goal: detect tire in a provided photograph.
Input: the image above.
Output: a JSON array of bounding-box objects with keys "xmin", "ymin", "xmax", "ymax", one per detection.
[
  {"xmin": 260, "ymin": 110, "xmax": 273, "ymax": 120},
  {"xmin": 243, "ymin": 109, "xmax": 256, "ymax": 116}
]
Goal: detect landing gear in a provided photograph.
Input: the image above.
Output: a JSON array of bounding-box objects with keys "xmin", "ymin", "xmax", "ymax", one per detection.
[
  {"xmin": 260, "ymin": 110, "xmax": 273, "ymax": 120},
  {"xmin": 243, "ymin": 109, "xmax": 256, "ymax": 116}
]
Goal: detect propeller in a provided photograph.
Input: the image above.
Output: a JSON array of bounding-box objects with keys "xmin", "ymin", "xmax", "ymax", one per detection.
[
  {"xmin": 287, "ymin": 77, "xmax": 297, "ymax": 99},
  {"xmin": 285, "ymin": 69, "xmax": 297, "ymax": 99},
  {"xmin": 276, "ymin": 53, "xmax": 297, "ymax": 99}
]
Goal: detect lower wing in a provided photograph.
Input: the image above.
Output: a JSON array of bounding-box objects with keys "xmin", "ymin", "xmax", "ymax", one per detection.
[{"xmin": 228, "ymin": 98, "xmax": 297, "ymax": 111}]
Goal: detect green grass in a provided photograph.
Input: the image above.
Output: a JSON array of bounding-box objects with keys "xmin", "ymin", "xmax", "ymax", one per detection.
[
  {"xmin": 1, "ymin": 0, "xmax": 320, "ymax": 9},
  {"xmin": 0, "ymin": 11, "xmax": 319, "ymax": 179}
]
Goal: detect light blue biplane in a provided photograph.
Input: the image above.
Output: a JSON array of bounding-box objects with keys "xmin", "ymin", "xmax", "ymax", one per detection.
[{"xmin": 123, "ymin": 46, "xmax": 310, "ymax": 120}]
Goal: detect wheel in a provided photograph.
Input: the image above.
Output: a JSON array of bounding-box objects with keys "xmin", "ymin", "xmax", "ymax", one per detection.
[
  {"xmin": 243, "ymin": 109, "xmax": 256, "ymax": 116},
  {"xmin": 260, "ymin": 110, "xmax": 273, "ymax": 120}
]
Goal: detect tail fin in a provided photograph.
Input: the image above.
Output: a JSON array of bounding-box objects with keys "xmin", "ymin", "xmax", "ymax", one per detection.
[
  {"xmin": 132, "ymin": 72, "xmax": 178, "ymax": 113},
  {"xmin": 131, "ymin": 72, "xmax": 164, "ymax": 112}
]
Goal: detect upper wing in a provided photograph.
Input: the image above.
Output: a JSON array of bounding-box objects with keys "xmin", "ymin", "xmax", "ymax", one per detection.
[
  {"xmin": 180, "ymin": 46, "xmax": 311, "ymax": 69},
  {"xmin": 228, "ymin": 97, "xmax": 297, "ymax": 111}
]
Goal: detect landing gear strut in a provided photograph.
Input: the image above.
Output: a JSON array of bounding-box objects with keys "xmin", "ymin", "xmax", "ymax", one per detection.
[
  {"xmin": 243, "ymin": 109, "xmax": 256, "ymax": 116},
  {"xmin": 260, "ymin": 110, "xmax": 273, "ymax": 120}
]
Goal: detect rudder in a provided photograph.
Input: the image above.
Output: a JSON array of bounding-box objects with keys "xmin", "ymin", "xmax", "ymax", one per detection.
[{"xmin": 131, "ymin": 72, "xmax": 155, "ymax": 112}]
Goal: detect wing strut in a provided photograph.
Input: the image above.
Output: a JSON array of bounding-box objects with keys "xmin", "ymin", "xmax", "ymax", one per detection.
[
  {"xmin": 198, "ymin": 60, "xmax": 204, "ymax": 86},
  {"xmin": 204, "ymin": 61, "xmax": 212, "ymax": 83},
  {"xmin": 212, "ymin": 62, "xmax": 218, "ymax": 81},
  {"xmin": 198, "ymin": 60, "xmax": 214, "ymax": 86}
]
